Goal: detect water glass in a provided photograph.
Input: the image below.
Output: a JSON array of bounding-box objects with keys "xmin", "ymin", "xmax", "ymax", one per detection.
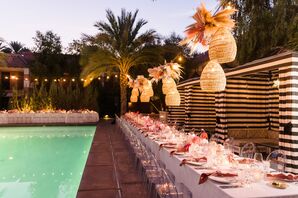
[{"xmin": 254, "ymin": 153, "xmax": 263, "ymax": 162}]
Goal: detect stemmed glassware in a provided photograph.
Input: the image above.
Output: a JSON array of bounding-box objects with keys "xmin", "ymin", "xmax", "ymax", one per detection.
[{"xmin": 254, "ymin": 153, "xmax": 263, "ymax": 162}]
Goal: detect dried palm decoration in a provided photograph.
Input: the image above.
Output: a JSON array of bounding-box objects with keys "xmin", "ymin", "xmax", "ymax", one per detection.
[
  {"xmin": 200, "ymin": 60, "xmax": 226, "ymax": 92},
  {"xmin": 148, "ymin": 62, "xmax": 182, "ymax": 82},
  {"xmin": 135, "ymin": 75, "xmax": 148, "ymax": 93},
  {"xmin": 148, "ymin": 67, "xmax": 165, "ymax": 83},
  {"xmin": 180, "ymin": 3, "xmax": 237, "ymax": 53}
]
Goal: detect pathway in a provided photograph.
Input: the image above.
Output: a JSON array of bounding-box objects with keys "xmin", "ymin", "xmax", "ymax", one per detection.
[{"xmin": 77, "ymin": 120, "xmax": 148, "ymax": 198}]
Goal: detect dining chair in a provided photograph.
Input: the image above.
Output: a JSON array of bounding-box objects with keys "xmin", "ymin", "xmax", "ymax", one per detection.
[
  {"xmin": 224, "ymin": 137, "xmax": 234, "ymax": 153},
  {"xmin": 209, "ymin": 134, "xmax": 219, "ymax": 143},
  {"xmin": 240, "ymin": 142, "xmax": 256, "ymax": 158},
  {"xmin": 266, "ymin": 149, "xmax": 286, "ymax": 172},
  {"xmin": 154, "ymin": 168, "xmax": 183, "ymax": 198}
]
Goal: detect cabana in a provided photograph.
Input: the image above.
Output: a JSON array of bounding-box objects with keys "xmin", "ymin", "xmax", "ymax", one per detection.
[{"xmin": 168, "ymin": 51, "xmax": 298, "ymax": 173}]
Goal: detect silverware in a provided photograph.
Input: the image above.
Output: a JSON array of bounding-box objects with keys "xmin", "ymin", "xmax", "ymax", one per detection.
[
  {"xmin": 219, "ymin": 185, "xmax": 242, "ymax": 189},
  {"xmin": 195, "ymin": 167, "xmax": 212, "ymax": 170}
]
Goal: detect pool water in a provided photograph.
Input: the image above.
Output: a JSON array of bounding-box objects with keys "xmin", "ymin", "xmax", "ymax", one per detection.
[{"xmin": 0, "ymin": 126, "xmax": 95, "ymax": 198}]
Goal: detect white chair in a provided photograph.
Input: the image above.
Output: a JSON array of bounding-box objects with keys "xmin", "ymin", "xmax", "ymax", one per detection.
[{"xmin": 240, "ymin": 142, "xmax": 256, "ymax": 158}]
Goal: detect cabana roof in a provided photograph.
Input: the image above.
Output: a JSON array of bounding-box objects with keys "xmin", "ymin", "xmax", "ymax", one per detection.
[{"xmin": 178, "ymin": 50, "xmax": 298, "ymax": 87}]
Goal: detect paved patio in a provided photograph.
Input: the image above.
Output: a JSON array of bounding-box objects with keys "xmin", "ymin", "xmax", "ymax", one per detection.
[{"xmin": 77, "ymin": 120, "xmax": 148, "ymax": 198}]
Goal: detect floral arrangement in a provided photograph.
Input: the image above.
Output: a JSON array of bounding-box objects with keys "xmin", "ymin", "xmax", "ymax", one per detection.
[
  {"xmin": 127, "ymin": 75, "xmax": 150, "ymax": 91},
  {"xmin": 148, "ymin": 62, "xmax": 182, "ymax": 82},
  {"xmin": 180, "ymin": 3, "xmax": 237, "ymax": 53}
]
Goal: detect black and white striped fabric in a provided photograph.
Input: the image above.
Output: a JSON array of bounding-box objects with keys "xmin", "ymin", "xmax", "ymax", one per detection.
[{"xmin": 167, "ymin": 51, "xmax": 298, "ymax": 173}]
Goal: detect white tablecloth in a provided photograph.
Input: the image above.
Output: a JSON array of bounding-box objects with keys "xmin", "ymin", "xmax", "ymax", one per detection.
[{"xmin": 120, "ymin": 118, "xmax": 298, "ymax": 198}]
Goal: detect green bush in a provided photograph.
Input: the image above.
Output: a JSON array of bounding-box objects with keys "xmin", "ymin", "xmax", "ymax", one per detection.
[{"xmin": 9, "ymin": 81, "xmax": 99, "ymax": 112}]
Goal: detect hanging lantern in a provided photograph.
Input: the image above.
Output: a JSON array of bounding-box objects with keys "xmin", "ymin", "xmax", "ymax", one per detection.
[
  {"xmin": 143, "ymin": 81, "xmax": 154, "ymax": 97},
  {"xmin": 140, "ymin": 92, "xmax": 150, "ymax": 103},
  {"xmin": 131, "ymin": 88, "xmax": 139, "ymax": 96},
  {"xmin": 130, "ymin": 95, "xmax": 138, "ymax": 103},
  {"xmin": 200, "ymin": 60, "xmax": 226, "ymax": 92},
  {"xmin": 165, "ymin": 88, "xmax": 180, "ymax": 106},
  {"xmin": 162, "ymin": 78, "xmax": 176, "ymax": 94},
  {"xmin": 208, "ymin": 27, "xmax": 237, "ymax": 63}
]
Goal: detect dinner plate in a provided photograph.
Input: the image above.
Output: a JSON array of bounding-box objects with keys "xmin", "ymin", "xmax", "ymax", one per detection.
[
  {"xmin": 267, "ymin": 173, "xmax": 298, "ymax": 182},
  {"xmin": 174, "ymin": 152, "xmax": 186, "ymax": 155},
  {"xmin": 163, "ymin": 145, "xmax": 177, "ymax": 149},
  {"xmin": 187, "ymin": 160, "xmax": 206, "ymax": 166},
  {"xmin": 209, "ymin": 176, "xmax": 233, "ymax": 184}
]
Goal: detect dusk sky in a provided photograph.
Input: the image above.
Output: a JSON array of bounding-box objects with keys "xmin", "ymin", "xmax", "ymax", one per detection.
[{"xmin": 1, "ymin": 0, "xmax": 217, "ymax": 50}]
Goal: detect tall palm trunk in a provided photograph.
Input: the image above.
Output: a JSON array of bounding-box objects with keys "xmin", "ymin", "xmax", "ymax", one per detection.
[{"xmin": 120, "ymin": 72, "xmax": 128, "ymax": 115}]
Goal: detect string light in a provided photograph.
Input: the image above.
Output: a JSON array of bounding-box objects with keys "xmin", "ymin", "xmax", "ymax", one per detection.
[
  {"xmin": 72, "ymin": 78, "xmax": 75, "ymax": 82},
  {"xmin": 63, "ymin": 79, "xmax": 66, "ymax": 82},
  {"xmin": 178, "ymin": 56, "xmax": 183, "ymax": 62},
  {"xmin": 98, "ymin": 77, "xmax": 101, "ymax": 80},
  {"xmin": 226, "ymin": 2, "xmax": 233, "ymax": 10},
  {"xmin": 81, "ymin": 78, "xmax": 84, "ymax": 81},
  {"xmin": 11, "ymin": 76, "xmax": 16, "ymax": 80},
  {"xmin": 34, "ymin": 78, "xmax": 38, "ymax": 82},
  {"xmin": 54, "ymin": 79, "xmax": 57, "ymax": 82},
  {"xmin": 44, "ymin": 79, "xmax": 48, "ymax": 82},
  {"xmin": 115, "ymin": 74, "xmax": 118, "ymax": 78},
  {"xmin": 4, "ymin": 76, "xmax": 8, "ymax": 79},
  {"xmin": 25, "ymin": 78, "xmax": 28, "ymax": 81},
  {"xmin": 107, "ymin": 76, "xmax": 110, "ymax": 80}
]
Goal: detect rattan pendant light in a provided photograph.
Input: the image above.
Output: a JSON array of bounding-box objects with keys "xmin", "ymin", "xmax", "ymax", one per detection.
[
  {"xmin": 208, "ymin": 27, "xmax": 237, "ymax": 63},
  {"xmin": 131, "ymin": 87, "xmax": 139, "ymax": 96},
  {"xmin": 143, "ymin": 81, "xmax": 154, "ymax": 97},
  {"xmin": 130, "ymin": 95, "xmax": 138, "ymax": 103},
  {"xmin": 162, "ymin": 78, "xmax": 176, "ymax": 94},
  {"xmin": 200, "ymin": 60, "xmax": 226, "ymax": 92},
  {"xmin": 165, "ymin": 88, "xmax": 181, "ymax": 106},
  {"xmin": 140, "ymin": 92, "xmax": 150, "ymax": 102}
]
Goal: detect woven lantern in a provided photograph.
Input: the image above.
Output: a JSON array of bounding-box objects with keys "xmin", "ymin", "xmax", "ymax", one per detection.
[
  {"xmin": 208, "ymin": 27, "xmax": 237, "ymax": 64},
  {"xmin": 140, "ymin": 92, "xmax": 150, "ymax": 103},
  {"xmin": 131, "ymin": 88, "xmax": 139, "ymax": 96},
  {"xmin": 200, "ymin": 60, "xmax": 226, "ymax": 92},
  {"xmin": 143, "ymin": 81, "xmax": 154, "ymax": 97},
  {"xmin": 165, "ymin": 89, "xmax": 180, "ymax": 106},
  {"xmin": 162, "ymin": 78, "xmax": 176, "ymax": 94},
  {"xmin": 130, "ymin": 95, "xmax": 138, "ymax": 103}
]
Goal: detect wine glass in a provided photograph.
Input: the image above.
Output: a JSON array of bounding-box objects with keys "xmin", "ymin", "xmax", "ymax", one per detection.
[{"xmin": 254, "ymin": 153, "xmax": 263, "ymax": 162}]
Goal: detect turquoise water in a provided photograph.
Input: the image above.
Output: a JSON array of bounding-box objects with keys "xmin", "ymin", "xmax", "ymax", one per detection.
[{"xmin": 0, "ymin": 126, "xmax": 95, "ymax": 198}]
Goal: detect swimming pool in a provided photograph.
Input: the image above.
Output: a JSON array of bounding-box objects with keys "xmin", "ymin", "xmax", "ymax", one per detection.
[{"xmin": 0, "ymin": 126, "xmax": 95, "ymax": 198}]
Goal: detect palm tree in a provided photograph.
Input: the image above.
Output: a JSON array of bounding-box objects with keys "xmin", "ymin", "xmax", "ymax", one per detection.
[
  {"xmin": 0, "ymin": 38, "xmax": 6, "ymax": 51},
  {"xmin": 80, "ymin": 9, "xmax": 160, "ymax": 115},
  {"xmin": 5, "ymin": 41, "xmax": 29, "ymax": 53}
]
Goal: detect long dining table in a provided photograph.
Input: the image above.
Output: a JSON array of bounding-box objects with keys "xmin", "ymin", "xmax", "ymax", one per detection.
[{"xmin": 118, "ymin": 116, "xmax": 298, "ymax": 198}]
